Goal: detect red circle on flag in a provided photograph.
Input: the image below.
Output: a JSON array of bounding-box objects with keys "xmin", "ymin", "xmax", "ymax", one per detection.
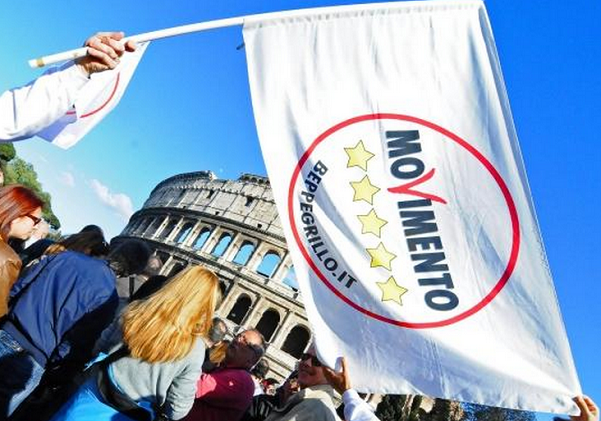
[
  {"xmin": 287, "ymin": 113, "xmax": 521, "ymax": 329},
  {"xmin": 65, "ymin": 73, "xmax": 121, "ymax": 118}
]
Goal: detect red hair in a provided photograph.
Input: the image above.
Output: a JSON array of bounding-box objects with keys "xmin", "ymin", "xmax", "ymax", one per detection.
[{"xmin": 0, "ymin": 185, "xmax": 44, "ymax": 240}]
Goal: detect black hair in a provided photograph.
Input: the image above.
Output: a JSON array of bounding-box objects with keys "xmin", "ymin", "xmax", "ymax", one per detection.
[
  {"xmin": 107, "ymin": 240, "xmax": 151, "ymax": 277},
  {"xmin": 208, "ymin": 317, "xmax": 229, "ymax": 343},
  {"xmin": 251, "ymin": 358, "xmax": 270, "ymax": 379}
]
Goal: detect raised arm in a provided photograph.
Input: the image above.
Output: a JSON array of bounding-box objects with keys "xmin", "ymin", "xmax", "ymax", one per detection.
[
  {"xmin": 323, "ymin": 357, "xmax": 381, "ymax": 421},
  {"xmin": 0, "ymin": 31, "xmax": 135, "ymax": 142}
]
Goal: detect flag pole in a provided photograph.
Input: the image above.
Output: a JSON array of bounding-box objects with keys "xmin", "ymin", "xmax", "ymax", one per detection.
[
  {"xmin": 28, "ymin": 16, "xmax": 244, "ymax": 68},
  {"xmin": 28, "ymin": 1, "xmax": 452, "ymax": 68}
]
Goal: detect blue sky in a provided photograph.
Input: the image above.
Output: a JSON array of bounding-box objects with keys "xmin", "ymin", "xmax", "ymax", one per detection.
[{"xmin": 1, "ymin": 0, "xmax": 599, "ymax": 416}]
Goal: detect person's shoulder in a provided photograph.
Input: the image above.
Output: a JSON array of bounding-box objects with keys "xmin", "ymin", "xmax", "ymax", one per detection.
[
  {"xmin": 0, "ymin": 240, "xmax": 21, "ymax": 281},
  {"xmin": 0, "ymin": 239, "xmax": 20, "ymax": 263},
  {"xmin": 189, "ymin": 336, "xmax": 207, "ymax": 358},
  {"xmin": 56, "ymin": 252, "xmax": 115, "ymax": 290},
  {"xmin": 219, "ymin": 367, "xmax": 253, "ymax": 379},
  {"xmin": 306, "ymin": 385, "xmax": 335, "ymax": 398},
  {"xmin": 58, "ymin": 250, "xmax": 102, "ymax": 263},
  {"xmin": 241, "ymin": 370, "xmax": 256, "ymax": 395},
  {"xmin": 296, "ymin": 392, "xmax": 338, "ymax": 420},
  {"xmin": 219, "ymin": 368, "xmax": 255, "ymax": 388},
  {"xmin": 58, "ymin": 251, "xmax": 111, "ymax": 272}
]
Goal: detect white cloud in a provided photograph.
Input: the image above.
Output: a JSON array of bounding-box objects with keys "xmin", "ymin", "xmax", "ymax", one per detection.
[
  {"xmin": 60, "ymin": 171, "xmax": 75, "ymax": 187},
  {"xmin": 89, "ymin": 179, "xmax": 134, "ymax": 221}
]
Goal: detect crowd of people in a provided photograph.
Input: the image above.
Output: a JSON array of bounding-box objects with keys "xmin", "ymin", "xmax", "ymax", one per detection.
[
  {"xmin": 0, "ymin": 30, "xmax": 599, "ymax": 421},
  {"xmin": 0, "ymin": 181, "xmax": 598, "ymax": 421},
  {"xmin": 0, "ymin": 179, "xmax": 382, "ymax": 421}
]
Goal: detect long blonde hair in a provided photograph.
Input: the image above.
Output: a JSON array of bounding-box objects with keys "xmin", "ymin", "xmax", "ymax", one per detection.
[{"xmin": 121, "ymin": 265, "xmax": 221, "ymax": 363}]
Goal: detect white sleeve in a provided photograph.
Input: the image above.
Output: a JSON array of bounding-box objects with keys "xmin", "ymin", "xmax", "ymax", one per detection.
[
  {"xmin": 0, "ymin": 62, "xmax": 89, "ymax": 142},
  {"xmin": 343, "ymin": 389, "xmax": 381, "ymax": 421}
]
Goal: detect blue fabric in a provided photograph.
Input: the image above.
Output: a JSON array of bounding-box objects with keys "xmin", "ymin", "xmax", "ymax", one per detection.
[
  {"xmin": 0, "ymin": 329, "xmax": 44, "ymax": 418},
  {"xmin": 49, "ymin": 378, "xmax": 138, "ymax": 421},
  {"xmin": 3, "ymin": 251, "xmax": 118, "ymax": 368}
]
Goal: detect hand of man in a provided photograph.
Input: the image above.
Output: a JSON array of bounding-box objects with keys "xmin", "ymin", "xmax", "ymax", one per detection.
[
  {"xmin": 77, "ymin": 32, "xmax": 136, "ymax": 76},
  {"xmin": 323, "ymin": 356, "xmax": 351, "ymax": 395},
  {"xmin": 571, "ymin": 396, "xmax": 599, "ymax": 421}
]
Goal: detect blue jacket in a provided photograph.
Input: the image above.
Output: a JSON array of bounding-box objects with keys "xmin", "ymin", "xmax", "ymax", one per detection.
[{"xmin": 3, "ymin": 251, "xmax": 118, "ymax": 368}]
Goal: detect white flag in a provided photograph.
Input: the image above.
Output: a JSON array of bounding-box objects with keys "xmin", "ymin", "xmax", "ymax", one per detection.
[
  {"xmin": 244, "ymin": 0, "xmax": 580, "ymax": 414},
  {"xmin": 37, "ymin": 42, "xmax": 149, "ymax": 149}
]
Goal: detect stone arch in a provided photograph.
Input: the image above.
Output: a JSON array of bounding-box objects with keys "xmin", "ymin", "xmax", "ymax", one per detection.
[
  {"xmin": 167, "ymin": 261, "xmax": 187, "ymax": 278},
  {"xmin": 281, "ymin": 325, "xmax": 310, "ymax": 359},
  {"xmin": 255, "ymin": 309, "xmax": 280, "ymax": 342},
  {"xmin": 147, "ymin": 217, "xmax": 164, "ymax": 237},
  {"xmin": 192, "ymin": 226, "xmax": 212, "ymax": 250},
  {"xmin": 257, "ymin": 251, "xmax": 281, "ymax": 277},
  {"xmin": 175, "ymin": 221, "xmax": 195, "ymax": 244},
  {"xmin": 211, "ymin": 232, "xmax": 232, "ymax": 257},
  {"xmin": 219, "ymin": 280, "xmax": 229, "ymax": 298},
  {"xmin": 159, "ymin": 218, "xmax": 178, "ymax": 240},
  {"xmin": 227, "ymin": 294, "xmax": 252, "ymax": 325},
  {"xmin": 283, "ymin": 266, "xmax": 298, "ymax": 289},
  {"xmin": 233, "ymin": 241, "xmax": 255, "ymax": 265},
  {"xmin": 126, "ymin": 218, "xmax": 140, "ymax": 234},
  {"xmin": 136, "ymin": 217, "xmax": 153, "ymax": 235},
  {"xmin": 153, "ymin": 190, "xmax": 166, "ymax": 204}
]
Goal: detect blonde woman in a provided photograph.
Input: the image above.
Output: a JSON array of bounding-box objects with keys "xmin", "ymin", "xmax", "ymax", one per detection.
[{"xmin": 50, "ymin": 265, "xmax": 221, "ymax": 421}]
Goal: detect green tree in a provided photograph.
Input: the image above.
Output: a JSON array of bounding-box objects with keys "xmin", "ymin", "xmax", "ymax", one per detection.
[
  {"xmin": 3, "ymin": 157, "xmax": 61, "ymax": 229},
  {"xmin": 377, "ymin": 395, "xmax": 409, "ymax": 421},
  {"xmin": 0, "ymin": 143, "xmax": 17, "ymax": 184},
  {"xmin": 462, "ymin": 403, "xmax": 535, "ymax": 421},
  {"xmin": 0, "ymin": 143, "xmax": 16, "ymax": 162},
  {"xmin": 376, "ymin": 395, "xmax": 430, "ymax": 421},
  {"xmin": 427, "ymin": 399, "xmax": 454, "ymax": 421},
  {"xmin": 409, "ymin": 395, "xmax": 425, "ymax": 421}
]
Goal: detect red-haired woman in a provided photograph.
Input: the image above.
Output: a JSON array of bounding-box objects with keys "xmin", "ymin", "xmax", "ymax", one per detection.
[{"xmin": 0, "ymin": 184, "xmax": 44, "ymax": 316}]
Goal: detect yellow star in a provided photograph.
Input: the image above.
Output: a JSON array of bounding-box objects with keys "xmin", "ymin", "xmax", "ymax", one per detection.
[
  {"xmin": 357, "ymin": 209, "xmax": 388, "ymax": 237},
  {"xmin": 366, "ymin": 242, "xmax": 396, "ymax": 270},
  {"xmin": 345, "ymin": 140, "xmax": 375, "ymax": 171},
  {"xmin": 350, "ymin": 175, "xmax": 380, "ymax": 205},
  {"xmin": 377, "ymin": 276, "xmax": 409, "ymax": 306}
]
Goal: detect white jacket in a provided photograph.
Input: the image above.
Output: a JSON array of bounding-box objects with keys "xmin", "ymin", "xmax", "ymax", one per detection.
[{"xmin": 0, "ymin": 62, "xmax": 88, "ymax": 142}]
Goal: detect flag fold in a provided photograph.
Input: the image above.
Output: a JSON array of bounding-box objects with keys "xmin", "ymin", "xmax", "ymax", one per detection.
[
  {"xmin": 38, "ymin": 42, "xmax": 149, "ymax": 149},
  {"xmin": 243, "ymin": 0, "xmax": 580, "ymax": 414}
]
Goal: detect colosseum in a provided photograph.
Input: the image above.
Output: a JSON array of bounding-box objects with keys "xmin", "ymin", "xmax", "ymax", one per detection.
[
  {"xmin": 116, "ymin": 170, "xmax": 310, "ymax": 381},
  {"xmin": 115, "ymin": 169, "xmax": 464, "ymax": 418}
]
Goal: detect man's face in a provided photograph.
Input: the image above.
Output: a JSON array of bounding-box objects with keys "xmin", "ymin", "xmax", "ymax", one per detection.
[
  {"xmin": 225, "ymin": 330, "xmax": 263, "ymax": 369},
  {"xmin": 297, "ymin": 346, "xmax": 327, "ymax": 388}
]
